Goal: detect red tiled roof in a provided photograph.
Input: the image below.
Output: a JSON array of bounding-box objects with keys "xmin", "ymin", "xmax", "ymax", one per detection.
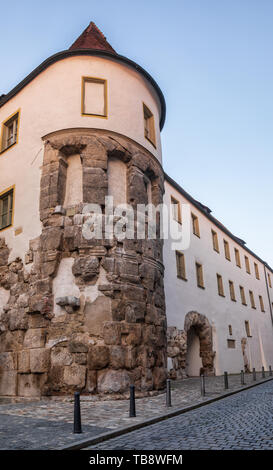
[{"xmin": 69, "ymin": 22, "xmax": 116, "ymax": 53}]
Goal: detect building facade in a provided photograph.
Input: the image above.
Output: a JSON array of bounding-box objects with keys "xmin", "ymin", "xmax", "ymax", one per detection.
[{"xmin": 0, "ymin": 23, "xmax": 272, "ymax": 397}]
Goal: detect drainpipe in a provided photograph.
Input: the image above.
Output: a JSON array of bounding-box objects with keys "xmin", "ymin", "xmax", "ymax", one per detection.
[{"xmin": 263, "ymin": 263, "xmax": 273, "ymax": 329}]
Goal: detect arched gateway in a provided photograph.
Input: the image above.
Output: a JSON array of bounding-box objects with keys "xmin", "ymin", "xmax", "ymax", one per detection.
[{"xmin": 167, "ymin": 311, "xmax": 215, "ymax": 379}]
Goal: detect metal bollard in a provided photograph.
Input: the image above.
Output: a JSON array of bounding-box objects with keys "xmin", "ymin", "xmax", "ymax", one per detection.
[
  {"xmin": 240, "ymin": 370, "xmax": 245, "ymax": 386},
  {"xmin": 224, "ymin": 371, "xmax": 229, "ymax": 389},
  {"xmin": 73, "ymin": 391, "xmax": 82, "ymax": 434},
  {"xmin": 262, "ymin": 366, "xmax": 265, "ymax": 379},
  {"xmin": 200, "ymin": 374, "xmax": 205, "ymax": 397},
  {"xmin": 166, "ymin": 379, "xmax": 172, "ymax": 407},
  {"xmin": 253, "ymin": 368, "xmax": 256, "ymax": 381},
  {"xmin": 129, "ymin": 384, "xmax": 136, "ymax": 417},
  {"xmin": 269, "ymin": 365, "xmax": 272, "ymax": 377}
]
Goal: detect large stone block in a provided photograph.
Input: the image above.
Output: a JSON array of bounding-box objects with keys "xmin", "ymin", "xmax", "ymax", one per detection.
[
  {"xmin": 0, "ymin": 371, "xmax": 17, "ymax": 396},
  {"xmin": 30, "ymin": 348, "xmax": 50, "ymax": 373},
  {"xmin": 0, "ymin": 352, "xmax": 17, "ymax": 370},
  {"xmin": 109, "ymin": 345, "xmax": 126, "ymax": 369},
  {"xmin": 18, "ymin": 350, "xmax": 30, "ymax": 373},
  {"xmin": 84, "ymin": 296, "xmax": 112, "ymax": 336},
  {"xmin": 9, "ymin": 308, "xmax": 28, "ymax": 331},
  {"xmin": 23, "ymin": 329, "xmax": 46, "ymax": 349},
  {"xmin": 88, "ymin": 345, "xmax": 109, "ymax": 370},
  {"xmin": 17, "ymin": 373, "xmax": 46, "ymax": 397},
  {"xmin": 103, "ymin": 321, "xmax": 121, "ymax": 345},
  {"xmin": 63, "ymin": 365, "xmax": 86, "ymax": 387},
  {"xmin": 97, "ymin": 369, "xmax": 130, "ymax": 394},
  {"xmin": 51, "ymin": 346, "xmax": 73, "ymax": 366},
  {"xmin": 0, "ymin": 331, "xmax": 24, "ymax": 352}
]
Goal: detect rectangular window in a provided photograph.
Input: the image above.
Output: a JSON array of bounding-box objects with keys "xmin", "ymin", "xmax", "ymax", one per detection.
[
  {"xmin": 175, "ymin": 251, "xmax": 186, "ymax": 280},
  {"xmin": 211, "ymin": 230, "xmax": 219, "ymax": 253},
  {"xmin": 143, "ymin": 103, "xmax": 156, "ymax": 148},
  {"xmin": 223, "ymin": 240, "xmax": 231, "ymax": 261},
  {"xmin": 227, "ymin": 339, "xmax": 236, "ymax": 349},
  {"xmin": 234, "ymin": 248, "xmax": 241, "ymax": 268},
  {"xmin": 192, "ymin": 213, "xmax": 200, "ymax": 237},
  {"xmin": 171, "ymin": 196, "xmax": 182, "ymax": 224},
  {"xmin": 1, "ymin": 111, "xmax": 19, "ymax": 153},
  {"xmin": 229, "ymin": 280, "xmax": 236, "ymax": 301},
  {"xmin": 268, "ymin": 274, "xmax": 272, "ymax": 288},
  {"xmin": 217, "ymin": 274, "xmax": 225, "ymax": 297},
  {"xmin": 249, "ymin": 290, "xmax": 256, "ymax": 309},
  {"xmin": 82, "ymin": 77, "xmax": 107, "ymax": 117},
  {"xmin": 228, "ymin": 325, "xmax": 233, "ymax": 336},
  {"xmin": 259, "ymin": 295, "xmax": 265, "ymax": 312},
  {"xmin": 0, "ymin": 187, "xmax": 14, "ymax": 230},
  {"xmin": 245, "ymin": 256, "xmax": 251, "ymax": 274},
  {"xmin": 196, "ymin": 263, "xmax": 204, "ymax": 288},
  {"xmin": 240, "ymin": 286, "xmax": 247, "ymax": 306},
  {"xmin": 245, "ymin": 321, "xmax": 251, "ymax": 337},
  {"xmin": 254, "ymin": 263, "xmax": 260, "ymax": 280}
]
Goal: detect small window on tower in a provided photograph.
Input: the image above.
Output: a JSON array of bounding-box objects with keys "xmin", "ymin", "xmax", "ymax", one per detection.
[
  {"xmin": 143, "ymin": 103, "xmax": 156, "ymax": 148},
  {"xmin": 82, "ymin": 77, "xmax": 107, "ymax": 117},
  {"xmin": 0, "ymin": 187, "xmax": 14, "ymax": 230},
  {"xmin": 1, "ymin": 111, "xmax": 19, "ymax": 153}
]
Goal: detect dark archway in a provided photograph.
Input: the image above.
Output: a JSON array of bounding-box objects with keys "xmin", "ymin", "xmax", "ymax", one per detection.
[{"xmin": 184, "ymin": 311, "xmax": 215, "ymax": 376}]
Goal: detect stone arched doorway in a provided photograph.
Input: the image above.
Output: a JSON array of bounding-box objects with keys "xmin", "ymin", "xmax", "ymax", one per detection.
[{"xmin": 184, "ymin": 311, "xmax": 215, "ymax": 376}]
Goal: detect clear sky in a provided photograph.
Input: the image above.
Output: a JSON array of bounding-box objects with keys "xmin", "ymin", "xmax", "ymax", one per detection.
[{"xmin": 0, "ymin": 0, "xmax": 272, "ymax": 266}]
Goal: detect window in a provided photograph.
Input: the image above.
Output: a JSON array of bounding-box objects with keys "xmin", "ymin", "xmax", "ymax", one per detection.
[
  {"xmin": 249, "ymin": 290, "xmax": 256, "ymax": 309},
  {"xmin": 229, "ymin": 280, "xmax": 236, "ymax": 302},
  {"xmin": 245, "ymin": 321, "xmax": 251, "ymax": 337},
  {"xmin": 259, "ymin": 295, "xmax": 265, "ymax": 312},
  {"xmin": 143, "ymin": 103, "xmax": 156, "ymax": 148},
  {"xmin": 268, "ymin": 274, "xmax": 272, "ymax": 288},
  {"xmin": 217, "ymin": 274, "xmax": 225, "ymax": 297},
  {"xmin": 196, "ymin": 263, "xmax": 204, "ymax": 288},
  {"xmin": 192, "ymin": 213, "xmax": 200, "ymax": 237},
  {"xmin": 240, "ymin": 286, "xmax": 247, "ymax": 306},
  {"xmin": 211, "ymin": 230, "xmax": 219, "ymax": 253},
  {"xmin": 234, "ymin": 248, "xmax": 241, "ymax": 268},
  {"xmin": 227, "ymin": 339, "xmax": 236, "ymax": 349},
  {"xmin": 228, "ymin": 325, "xmax": 233, "ymax": 336},
  {"xmin": 82, "ymin": 77, "xmax": 107, "ymax": 117},
  {"xmin": 254, "ymin": 263, "xmax": 260, "ymax": 280},
  {"xmin": 0, "ymin": 187, "xmax": 14, "ymax": 230},
  {"xmin": 175, "ymin": 251, "xmax": 186, "ymax": 280},
  {"xmin": 223, "ymin": 240, "xmax": 231, "ymax": 261},
  {"xmin": 1, "ymin": 111, "xmax": 19, "ymax": 153},
  {"xmin": 171, "ymin": 196, "xmax": 182, "ymax": 224},
  {"xmin": 245, "ymin": 256, "xmax": 251, "ymax": 274}
]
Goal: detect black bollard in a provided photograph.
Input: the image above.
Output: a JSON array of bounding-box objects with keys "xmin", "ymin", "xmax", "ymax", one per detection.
[
  {"xmin": 269, "ymin": 365, "xmax": 272, "ymax": 377},
  {"xmin": 224, "ymin": 371, "xmax": 229, "ymax": 389},
  {"xmin": 73, "ymin": 391, "xmax": 82, "ymax": 434},
  {"xmin": 262, "ymin": 366, "xmax": 265, "ymax": 379},
  {"xmin": 129, "ymin": 384, "xmax": 136, "ymax": 417},
  {"xmin": 253, "ymin": 368, "xmax": 256, "ymax": 381},
  {"xmin": 241, "ymin": 370, "xmax": 245, "ymax": 386},
  {"xmin": 166, "ymin": 379, "xmax": 172, "ymax": 407},
  {"xmin": 200, "ymin": 374, "xmax": 205, "ymax": 397}
]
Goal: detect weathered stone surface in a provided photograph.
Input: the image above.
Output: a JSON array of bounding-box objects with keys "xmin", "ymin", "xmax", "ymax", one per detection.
[
  {"xmin": 23, "ymin": 329, "xmax": 46, "ymax": 349},
  {"xmin": 17, "ymin": 373, "xmax": 46, "ymax": 397},
  {"xmin": 30, "ymin": 348, "xmax": 50, "ymax": 373},
  {"xmin": 109, "ymin": 345, "xmax": 126, "ymax": 369},
  {"xmin": 97, "ymin": 369, "xmax": 130, "ymax": 393},
  {"xmin": 9, "ymin": 308, "xmax": 28, "ymax": 331},
  {"xmin": 51, "ymin": 347, "xmax": 73, "ymax": 366},
  {"xmin": 103, "ymin": 322, "xmax": 121, "ymax": 345},
  {"xmin": 0, "ymin": 371, "xmax": 17, "ymax": 396},
  {"xmin": 18, "ymin": 350, "xmax": 30, "ymax": 373},
  {"xmin": 88, "ymin": 345, "xmax": 109, "ymax": 370},
  {"xmin": 63, "ymin": 365, "xmax": 86, "ymax": 387},
  {"xmin": 85, "ymin": 370, "xmax": 97, "ymax": 393},
  {"xmin": 0, "ymin": 352, "xmax": 17, "ymax": 370},
  {"xmin": 84, "ymin": 296, "xmax": 112, "ymax": 336}
]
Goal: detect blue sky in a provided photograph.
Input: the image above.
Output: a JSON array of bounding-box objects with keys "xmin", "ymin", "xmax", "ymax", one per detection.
[{"xmin": 0, "ymin": 0, "xmax": 272, "ymax": 266}]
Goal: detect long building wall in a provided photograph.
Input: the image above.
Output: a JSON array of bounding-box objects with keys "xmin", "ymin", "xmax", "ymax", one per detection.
[{"xmin": 163, "ymin": 180, "xmax": 273, "ymax": 376}]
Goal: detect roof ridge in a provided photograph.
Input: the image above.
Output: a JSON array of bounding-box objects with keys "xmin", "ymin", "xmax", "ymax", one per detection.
[{"xmin": 69, "ymin": 22, "xmax": 116, "ymax": 54}]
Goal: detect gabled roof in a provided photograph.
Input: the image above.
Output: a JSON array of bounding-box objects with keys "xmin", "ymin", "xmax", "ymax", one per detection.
[{"xmin": 69, "ymin": 22, "xmax": 116, "ymax": 54}]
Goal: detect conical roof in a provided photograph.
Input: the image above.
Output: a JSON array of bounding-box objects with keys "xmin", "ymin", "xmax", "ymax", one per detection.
[{"xmin": 69, "ymin": 22, "xmax": 116, "ymax": 53}]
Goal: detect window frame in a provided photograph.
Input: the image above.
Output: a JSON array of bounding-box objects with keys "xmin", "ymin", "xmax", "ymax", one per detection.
[
  {"xmin": 175, "ymin": 251, "xmax": 187, "ymax": 281},
  {"xmin": 171, "ymin": 196, "xmax": 182, "ymax": 224},
  {"xmin": 211, "ymin": 229, "xmax": 219, "ymax": 253},
  {"xmin": 249, "ymin": 290, "xmax": 256, "ymax": 309},
  {"xmin": 81, "ymin": 76, "xmax": 108, "ymax": 118},
  {"xmin": 245, "ymin": 321, "xmax": 251, "ymax": 337},
  {"xmin": 234, "ymin": 248, "xmax": 241, "ymax": 268},
  {"xmin": 229, "ymin": 280, "xmax": 236, "ymax": 302},
  {"xmin": 223, "ymin": 239, "xmax": 231, "ymax": 261},
  {"xmin": 191, "ymin": 213, "xmax": 200, "ymax": 238},
  {"xmin": 217, "ymin": 273, "xmax": 225, "ymax": 297},
  {"xmin": 143, "ymin": 102, "xmax": 156, "ymax": 148},
  {"xmin": 245, "ymin": 255, "xmax": 251, "ymax": 274},
  {"xmin": 240, "ymin": 286, "xmax": 247, "ymax": 306},
  {"xmin": 259, "ymin": 295, "xmax": 265, "ymax": 312},
  {"xmin": 0, "ymin": 185, "xmax": 15, "ymax": 231},
  {"xmin": 196, "ymin": 262, "xmax": 205, "ymax": 289},
  {"xmin": 0, "ymin": 110, "xmax": 20, "ymax": 154}
]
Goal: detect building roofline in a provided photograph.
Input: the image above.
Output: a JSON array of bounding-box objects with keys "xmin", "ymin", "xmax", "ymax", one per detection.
[
  {"xmin": 0, "ymin": 49, "xmax": 166, "ymax": 130},
  {"xmin": 164, "ymin": 172, "xmax": 273, "ymax": 274}
]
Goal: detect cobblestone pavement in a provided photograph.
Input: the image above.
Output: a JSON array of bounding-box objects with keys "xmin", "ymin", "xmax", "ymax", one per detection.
[
  {"xmin": 87, "ymin": 380, "xmax": 273, "ymax": 450},
  {"xmin": 0, "ymin": 373, "xmax": 271, "ymax": 449}
]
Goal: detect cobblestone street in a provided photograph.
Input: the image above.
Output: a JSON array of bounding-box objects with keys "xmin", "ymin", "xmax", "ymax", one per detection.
[
  {"xmin": 0, "ymin": 374, "xmax": 271, "ymax": 449},
  {"xmin": 87, "ymin": 380, "xmax": 273, "ymax": 450}
]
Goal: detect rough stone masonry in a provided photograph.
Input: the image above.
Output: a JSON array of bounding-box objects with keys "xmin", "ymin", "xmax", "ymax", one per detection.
[{"xmin": 0, "ymin": 129, "xmax": 167, "ymax": 397}]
